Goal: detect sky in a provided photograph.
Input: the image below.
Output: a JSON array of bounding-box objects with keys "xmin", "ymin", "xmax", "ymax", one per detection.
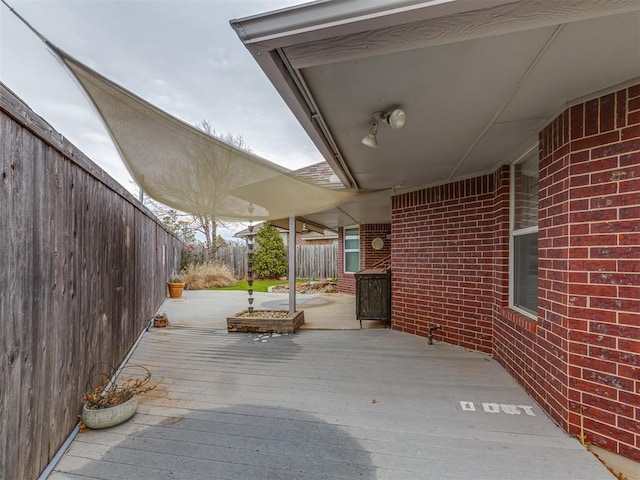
[{"xmin": 0, "ymin": 0, "xmax": 322, "ymax": 237}]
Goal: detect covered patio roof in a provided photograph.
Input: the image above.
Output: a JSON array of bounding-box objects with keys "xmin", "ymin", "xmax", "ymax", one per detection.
[{"xmin": 232, "ymin": 0, "xmax": 640, "ymax": 228}]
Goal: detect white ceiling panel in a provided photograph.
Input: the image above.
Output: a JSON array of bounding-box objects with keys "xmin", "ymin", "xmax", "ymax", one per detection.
[
  {"xmin": 499, "ymin": 12, "xmax": 640, "ymax": 123},
  {"xmin": 302, "ymin": 26, "xmax": 558, "ymax": 189}
]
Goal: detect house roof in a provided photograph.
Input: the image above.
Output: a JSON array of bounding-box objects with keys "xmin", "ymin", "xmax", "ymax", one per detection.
[
  {"xmin": 234, "ymin": 222, "xmax": 286, "ymax": 238},
  {"xmin": 232, "ymin": 0, "xmax": 640, "ymax": 227},
  {"xmin": 234, "ymin": 221, "xmax": 338, "ymax": 240},
  {"xmin": 292, "ymin": 161, "xmax": 345, "ymax": 190}
]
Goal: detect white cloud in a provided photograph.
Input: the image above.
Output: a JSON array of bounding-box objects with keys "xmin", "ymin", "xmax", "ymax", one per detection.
[
  {"xmin": 78, "ymin": 131, "xmax": 112, "ymax": 145},
  {"xmin": 1, "ymin": 0, "xmax": 322, "ymax": 194},
  {"xmin": 39, "ymin": 101, "xmax": 92, "ymax": 121}
]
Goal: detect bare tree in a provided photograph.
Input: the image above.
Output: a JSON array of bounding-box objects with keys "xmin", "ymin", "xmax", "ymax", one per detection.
[
  {"xmin": 134, "ymin": 184, "xmax": 197, "ymax": 243},
  {"xmin": 192, "ymin": 120, "xmax": 252, "ymax": 260},
  {"xmin": 135, "ymin": 121, "xmax": 252, "ymax": 260}
]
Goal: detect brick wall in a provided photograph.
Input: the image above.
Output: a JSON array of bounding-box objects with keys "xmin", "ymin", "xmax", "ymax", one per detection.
[
  {"xmin": 361, "ymin": 224, "xmax": 391, "ymax": 268},
  {"xmin": 495, "ymin": 124, "xmax": 572, "ymax": 429},
  {"xmin": 391, "ymin": 175, "xmax": 505, "ymax": 351},
  {"xmin": 338, "ymin": 224, "xmax": 391, "ymax": 294},
  {"xmin": 494, "ymin": 84, "xmax": 640, "ymax": 461},
  {"xmin": 563, "ymin": 85, "xmax": 639, "ymax": 459}
]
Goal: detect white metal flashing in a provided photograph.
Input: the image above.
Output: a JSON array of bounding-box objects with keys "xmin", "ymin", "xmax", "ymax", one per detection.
[{"xmin": 230, "ymin": 0, "xmax": 518, "ymax": 48}]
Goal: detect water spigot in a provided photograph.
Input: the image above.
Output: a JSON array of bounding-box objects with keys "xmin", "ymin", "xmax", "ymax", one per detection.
[{"xmin": 428, "ymin": 325, "xmax": 441, "ymax": 345}]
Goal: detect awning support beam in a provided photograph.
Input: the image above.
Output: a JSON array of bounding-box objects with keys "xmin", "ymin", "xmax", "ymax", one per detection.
[{"xmin": 288, "ymin": 216, "xmax": 296, "ymax": 316}]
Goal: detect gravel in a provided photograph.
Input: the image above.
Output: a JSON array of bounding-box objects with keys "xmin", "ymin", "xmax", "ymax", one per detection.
[{"xmin": 237, "ymin": 310, "xmax": 291, "ymax": 318}]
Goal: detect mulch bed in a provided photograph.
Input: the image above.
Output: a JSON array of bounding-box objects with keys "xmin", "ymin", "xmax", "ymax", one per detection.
[{"xmin": 270, "ymin": 279, "xmax": 338, "ymax": 294}]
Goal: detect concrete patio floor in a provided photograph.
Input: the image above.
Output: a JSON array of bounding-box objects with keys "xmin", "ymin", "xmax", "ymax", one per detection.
[{"xmin": 49, "ymin": 291, "xmax": 613, "ymax": 479}]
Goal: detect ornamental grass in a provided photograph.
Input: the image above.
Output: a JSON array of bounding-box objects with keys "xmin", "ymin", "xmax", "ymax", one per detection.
[{"xmin": 181, "ymin": 261, "xmax": 237, "ymax": 289}]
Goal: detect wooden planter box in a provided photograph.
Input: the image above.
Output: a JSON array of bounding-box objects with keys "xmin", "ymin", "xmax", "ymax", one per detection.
[{"xmin": 227, "ymin": 310, "xmax": 305, "ymax": 334}]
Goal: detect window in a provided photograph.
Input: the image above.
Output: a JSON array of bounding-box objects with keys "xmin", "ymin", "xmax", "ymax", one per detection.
[
  {"xmin": 510, "ymin": 150, "xmax": 538, "ymax": 317},
  {"xmin": 344, "ymin": 226, "xmax": 360, "ymax": 273}
]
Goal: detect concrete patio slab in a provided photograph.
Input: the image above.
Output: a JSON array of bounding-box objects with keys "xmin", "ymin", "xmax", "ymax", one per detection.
[
  {"xmin": 49, "ymin": 291, "xmax": 612, "ymax": 479},
  {"xmin": 156, "ymin": 290, "xmax": 386, "ymax": 331}
]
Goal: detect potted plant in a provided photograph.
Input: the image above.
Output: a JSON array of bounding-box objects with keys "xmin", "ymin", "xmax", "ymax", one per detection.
[
  {"xmin": 81, "ymin": 364, "xmax": 155, "ymax": 430},
  {"xmin": 167, "ymin": 273, "xmax": 185, "ymax": 298},
  {"xmin": 153, "ymin": 312, "xmax": 168, "ymax": 328}
]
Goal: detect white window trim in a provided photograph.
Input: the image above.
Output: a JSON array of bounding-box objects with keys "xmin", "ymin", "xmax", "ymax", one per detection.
[
  {"xmin": 344, "ymin": 224, "xmax": 360, "ymax": 274},
  {"xmin": 509, "ymin": 149, "xmax": 538, "ymax": 320}
]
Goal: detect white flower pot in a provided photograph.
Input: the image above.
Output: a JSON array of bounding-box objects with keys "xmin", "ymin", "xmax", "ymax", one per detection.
[{"xmin": 82, "ymin": 394, "xmax": 138, "ymax": 429}]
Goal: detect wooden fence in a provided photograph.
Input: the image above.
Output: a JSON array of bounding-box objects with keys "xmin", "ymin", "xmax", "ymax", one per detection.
[
  {"xmin": 215, "ymin": 243, "xmax": 337, "ymax": 280},
  {"xmin": 0, "ymin": 82, "xmax": 184, "ymax": 480},
  {"xmin": 215, "ymin": 245, "xmax": 249, "ymax": 278},
  {"xmin": 295, "ymin": 243, "xmax": 337, "ymax": 280}
]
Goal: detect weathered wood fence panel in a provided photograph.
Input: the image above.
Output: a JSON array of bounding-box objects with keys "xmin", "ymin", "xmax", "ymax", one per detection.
[
  {"xmin": 295, "ymin": 244, "xmax": 337, "ymax": 280},
  {"xmin": 0, "ymin": 82, "xmax": 183, "ymax": 480},
  {"xmin": 215, "ymin": 245, "xmax": 248, "ymax": 279},
  {"xmin": 215, "ymin": 244, "xmax": 337, "ymax": 280}
]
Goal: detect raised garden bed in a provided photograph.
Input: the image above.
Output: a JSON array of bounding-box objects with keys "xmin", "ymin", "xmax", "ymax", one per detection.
[{"xmin": 227, "ymin": 309, "xmax": 305, "ymax": 334}]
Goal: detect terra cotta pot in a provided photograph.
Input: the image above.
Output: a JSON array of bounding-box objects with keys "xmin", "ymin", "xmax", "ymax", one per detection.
[{"xmin": 167, "ymin": 282, "xmax": 185, "ymax": 298}]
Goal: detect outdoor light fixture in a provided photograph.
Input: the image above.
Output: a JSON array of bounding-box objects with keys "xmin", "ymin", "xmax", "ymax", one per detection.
[
  {"xmin": 362, "ymin": 108, "xmax": 405, "ymax": 148},
  {"xmin": 361, "ymin": 120, "xmax": 379, "ymax": 148},
  {"xmin": 383, "ymin": 108, "xmax": 406, "ymax": 129}
]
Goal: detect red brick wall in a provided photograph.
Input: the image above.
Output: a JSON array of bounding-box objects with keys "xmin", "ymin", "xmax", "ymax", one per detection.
[
  {"xmin": 563, "ymin": 85, "xmax": 639, "ymax": 459},
  {"xmin": 495, "ymin": 131, "xmax": 572, "ymax": 429},
  {"xmin": 338, "ymin": 224, "xmax": 391, "ymax": 294},
  {"xmin": 391, "ymin": 175, "xmax": 507, "ymax": 351},
  {"xmin": 361, "ymin": 224, "xmax": 391, "ymax": 268},
  {"xmin": 494, "ymin": 84, "xmax": 640, "ymax": 461}
]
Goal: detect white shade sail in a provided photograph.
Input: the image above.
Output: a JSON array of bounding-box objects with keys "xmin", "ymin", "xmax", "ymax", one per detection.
[{"xmin": 52, "ymin": 46, "xmax": 357, "ymax": 222}]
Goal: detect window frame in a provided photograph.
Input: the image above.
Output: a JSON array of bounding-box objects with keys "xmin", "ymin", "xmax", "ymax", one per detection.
[
  {"xmin": 343, "ymin": 225, "xmax": 360, "ymax": 274},
  {"xmin": 509, "ymin": 147, "xmax": 539, "ymax": 320}
]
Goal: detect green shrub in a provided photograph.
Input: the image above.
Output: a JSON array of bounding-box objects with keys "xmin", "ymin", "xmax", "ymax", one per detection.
[{"xmin": 252, "ymin": 223, "xmax": 288, "ymax": 279}]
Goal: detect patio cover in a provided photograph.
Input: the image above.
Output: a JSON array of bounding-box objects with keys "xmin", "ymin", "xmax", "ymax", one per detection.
[{"xmin": 48, "ymin": 44, "xmax": 358, "ymax": 222}]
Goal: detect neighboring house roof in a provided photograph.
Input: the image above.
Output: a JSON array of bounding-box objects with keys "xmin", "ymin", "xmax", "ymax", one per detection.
[
  {"xmin": 291, "ymin": 161, "xmax": 346, "ymax": 191},
  {"xmin": 234, "ymin": 221, "xmax": 337, "ymax": 240},
  {"xmin": 234, "ymin": 222, "xmax": 284, "ymax": 238}
]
